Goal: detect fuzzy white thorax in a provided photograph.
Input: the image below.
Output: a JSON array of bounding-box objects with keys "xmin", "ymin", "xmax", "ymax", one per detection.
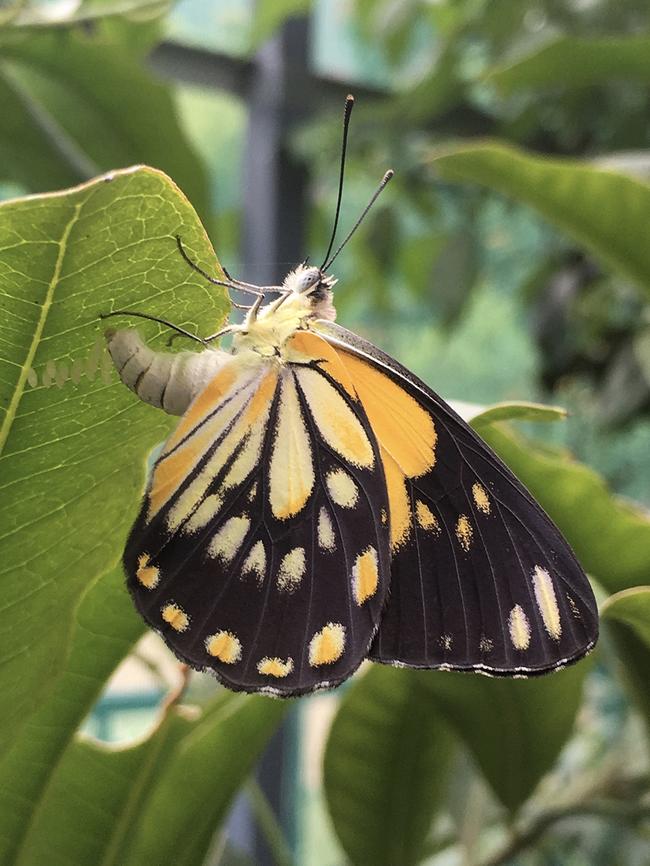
[
  {"xmin": 232, "ymin": 263, "xmax": 337, "ymax": 357},
  {"xmin": 106, "ymin": 263, "xmax": 337, "ymax": 414}
]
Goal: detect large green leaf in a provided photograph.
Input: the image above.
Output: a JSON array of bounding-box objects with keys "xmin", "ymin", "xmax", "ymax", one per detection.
[
  {"xmin": 475, "ymin": 422, "xmax": 650, "ymax": 595},
  {"xmin": 453, "ymin": 399, "xmax": 567, "ymax": 425},
  {"xmin": 0, "ymin": 567, "xmax": 144, "ymax": 866},
  {"xmin": 12, "ymin": 691, "xmax": 287, "ymax": 866},
  {"xmin": 324, "ymin": 666, "xmax": 455, "ymax": 866},
  {"xmin": 250, "ymin": 0, "xmax": 310, "ymax": 46},
  {"xmin": 8, "ymin": 0, "xmax": 170, "ymax": 29},
  {"xmin": 0, "ymin": 166, "xmax": 228, "ymax": 758},
  {"xmin": 424, "ymin": 662, "xmax": 590, "ymax": 812},
  {"xmin": 12, "ymin": 708, "xmax": 193, "ymax": 866},
  {"xmin": 602, "ymin": 587, "xmax": 650, "ymax": 728},
  {"xmin": 121, "ymin": 694, "xmax": 288, "ymax": 866},
  {"xmin": 488, "ymin": 35, "xmax": 650, "ymax": 94},
  {"xmin": 432, "ymin": 142, "xmax": 650, "ymax": 296},
  {"xmin": 602, "ymin": 586, "xmax": 650, "ymax": 644},
  {"xmin": 0, "ymin": 28, "xmax": 209, "ymax": 221}
]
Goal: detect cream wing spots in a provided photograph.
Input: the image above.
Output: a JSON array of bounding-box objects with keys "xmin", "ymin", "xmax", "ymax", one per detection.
[
  {"xmin": 317, "ymin": 322, "xmax": 597, "ymax": 676},
  {"xmin": 268, "ymin": 374, "xmax": 314, "ymax": 520},
  {"xmin": 122, "ymin": 356, "xmax": 391, "ymax": 697}
]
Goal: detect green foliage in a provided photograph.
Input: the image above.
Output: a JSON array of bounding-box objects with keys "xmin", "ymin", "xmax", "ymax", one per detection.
[
  {"xmin": 488, "ymin": 35, "xmax": 650, "ymax": 93},
  {"xmin": 423, "ymin": 663, "xmax": 591, "ymax": 813},
  {"xmin": 0, "ymin": 24, "xmax": 209, "ymax": 222},
  {"xmin": 0, "ymin": 567, "xmax": 143, "ymax": 865},
  {"xmin": 324, "ymin": 667, "xmax": 455, "ymax": 866},
  {"xmin": 2, "ymin": 3, "xmax": 650, "ymax": 866},
  {"xmin": 12, "ymin": 691, "xmax": 286, "ymax": 866},
  {"xmin": 478, "ymin": 422, "xmax": 650, "ymax": 594},
  {"xmin": 602, "ymin": 588, "xmax": 650, "ymax": 727},
  {"xmin": 0, "ymin": 166, "xmax": 225, "ymax": 760},
  {"xmin": 432, "ymin": 142, "xmax": 650, "ymax": 299}
]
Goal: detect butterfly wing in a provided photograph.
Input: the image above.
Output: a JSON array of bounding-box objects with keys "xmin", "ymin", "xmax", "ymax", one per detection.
[
  {"xmin": 123, "ymin": 334, "xmax": 390, "ymax": 695},
  {"xmin": 317, "ymin": 321, "xmax": 598, "ymax": 675}
]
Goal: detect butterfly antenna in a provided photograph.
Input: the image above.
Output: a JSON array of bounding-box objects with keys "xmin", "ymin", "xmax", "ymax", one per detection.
[
  {"xmin": 320, "ymin": 95, "xmax": 355, "ymax": 270},
  {"xmin": 323, "ymin": 169, "xmax": 394, "ymax": 271}
]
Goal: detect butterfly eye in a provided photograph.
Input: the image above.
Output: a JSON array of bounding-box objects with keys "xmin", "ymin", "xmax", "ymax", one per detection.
[{"xmin": 297, "ymin": 267, "xmax": 322, "ymax": 293}]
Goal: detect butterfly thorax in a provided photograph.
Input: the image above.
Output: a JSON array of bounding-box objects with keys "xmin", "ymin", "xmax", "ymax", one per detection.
[{"xmin": 232, "ymin": 264, "xmax": 337, "ymax": 358}]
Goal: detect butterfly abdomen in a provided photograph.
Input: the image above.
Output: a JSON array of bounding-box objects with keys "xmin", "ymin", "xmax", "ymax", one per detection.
[{"xmin": 105, "ymin": 329, "xmax": 231, "ymax": 416}]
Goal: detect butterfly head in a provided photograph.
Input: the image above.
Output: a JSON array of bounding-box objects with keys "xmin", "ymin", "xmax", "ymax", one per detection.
[{"xmin": 282, "ymin": 263, "xmax": 338, "ymax": 321}]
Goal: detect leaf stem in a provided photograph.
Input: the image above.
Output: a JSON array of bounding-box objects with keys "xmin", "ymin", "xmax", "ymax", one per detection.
[
  {"xmin": 479, "ymin": 800, "xmax": 650, "ymax": 866},
  {"xmin": 244, "ymin": 777, "xmax": 295, "ymax": 866}
]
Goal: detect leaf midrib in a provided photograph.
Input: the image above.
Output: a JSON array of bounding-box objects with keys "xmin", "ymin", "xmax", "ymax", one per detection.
[{"xmin": 0, "ymin": 201, "xmax": 81, "ymax": 458}]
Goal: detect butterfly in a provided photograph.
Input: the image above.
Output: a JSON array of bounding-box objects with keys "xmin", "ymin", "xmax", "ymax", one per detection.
[{"xmin": 104, "ymin": 97, "xmax": 598, "ymax": 697}]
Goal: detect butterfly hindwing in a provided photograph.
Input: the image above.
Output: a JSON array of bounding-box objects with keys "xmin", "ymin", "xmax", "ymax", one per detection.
[
  {"xmin": 123, "ymin": 336, "xmax": 391, "ymax": 695},
  {"xmin": 318, "ymin": 321, "xmax": 598, "ymax": 675}
]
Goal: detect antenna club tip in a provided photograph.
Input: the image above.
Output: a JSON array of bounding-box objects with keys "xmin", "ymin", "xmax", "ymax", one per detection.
[
  {"xmin": 384, "ymin": 169, "xmax": 395, "ymax": 182},
  {"xmin": 346, "ymin": 94, "xmax": 355, "ymax": 103}
]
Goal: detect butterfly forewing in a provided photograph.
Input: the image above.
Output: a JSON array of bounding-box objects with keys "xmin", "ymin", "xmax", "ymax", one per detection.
[
  {"xmin": 317, "ymin": 321, "xmax": 598, "ymax": 675},
  {"xmin": 123, "ymin": 337, "xmax": 391, "ymax": 695}
]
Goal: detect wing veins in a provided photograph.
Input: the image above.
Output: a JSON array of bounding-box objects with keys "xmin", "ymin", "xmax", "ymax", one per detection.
[
  {"xmin": 293, "ymin": 369, "xmax": 357, "ymax": 650},
  {"xmin": 406, "ymin": 479, "xmax": 431, "ymax": 664}
]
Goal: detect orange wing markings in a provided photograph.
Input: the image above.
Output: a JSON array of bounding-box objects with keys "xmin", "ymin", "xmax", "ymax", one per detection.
[
  {"xmin": 295, "ymin": 368, "xmax": 374, "ymax": 469},
  {"xmin": 148, "ymin": 366, "xmax": 277, "ymax": 522},
  {"xmin": 163, "ymin": 360, "xmax": 240, "ymax": 454},
  {"xmin": 336, "ymin": 350, "xmax": 437, "ymax": 478},
  {"xmin": 331, "ymin": 348, "xmax": 438, "ymax": 551},
  {"xmin": 286, "ymin": 331, "xmax": 357, "ymax": 398},
  {"xmin": 381, "ymin": 449, "xmax": 412, "ymax": 549}
]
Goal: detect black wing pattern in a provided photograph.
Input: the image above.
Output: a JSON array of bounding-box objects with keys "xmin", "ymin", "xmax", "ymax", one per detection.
[
  {"xmin": 318, "ymin": 321, "xmax": 598, "ymax": 676},
  {"xmin": 123, "ymin": 341, "xmax": 391, "ymax": 696}
]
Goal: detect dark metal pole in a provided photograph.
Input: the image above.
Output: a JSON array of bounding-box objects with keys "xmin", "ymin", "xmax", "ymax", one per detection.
[
  {"xmin": 240, "ymin": 18, "xmax": 311, "ymax": 286},
  {"xmin": 241, "ymin": 17, "xmax": 311, "ymax": 866}
]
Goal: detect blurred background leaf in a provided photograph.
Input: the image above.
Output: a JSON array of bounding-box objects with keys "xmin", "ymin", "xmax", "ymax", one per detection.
[{"xmin": 324, "ymin": 666, "xmax": 455, "ymax": 866}]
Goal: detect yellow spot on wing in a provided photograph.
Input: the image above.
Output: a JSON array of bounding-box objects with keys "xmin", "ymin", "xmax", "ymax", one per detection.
[
  {"xmin": 352, "ymin": 546, "xmax": 379, "ymax": 605},
  {"xmin": 567, "ymin": 595, "xmax": 581, "ymax": 619},
  {"xmin": 532, "ymin": 565, "xmax": 562, "ymax": 640},
  {"xmin": 150, "ymin": 379, "xmax": 254, "ymax": 522},
  {"xmin": 269, "ymin": 375, "xmax": 314, "ymax": 519},
  {"xmin": 243, "ymin": 540, "xmax": 266, "ymax": 585},
  {"xmin": 183, "ymin": 494, "xmax": 223, "ymax": 534},
  {"xmin": 382, "ymin": 451, "xmax": 411, "ymax": 550},
  {"xmin": 455, "ymin": 514, "xmax": 473, "ymax": 552},
  {"xmin": 479, "ymin": 635, "xmax": 493, "ymax": 653},
  {"xmin": 222, "ymin": 416, "xmax": 267, "ymax": 490},
  {"xmin": 286, "ymin": 331, "xmax": 357, "ymax": 397},
  {"xmin": 472, "ymin": 482, "xmax": 491, "ymax": 514},
  {"xmin": 161, "ymin": 369, "xmax": 277, "ymax": 529},
  {"xmin": 208, "ymin": 515, "xmax": 251, "ymax": 563},
  {"xmin": 161, "ymin": 603, "xmax": 189, "ymax": 632},
  {"xmin": 415, "ymin": 500, "xmax": 440, "ymax": 535},
  {"xmin": 337, "ymin": 350, "xmax": 437, "ymax": 477},
  {"xmin": 205, "ymin": 630, "xmax": 242, "ymax": 663},
  {"xmin": 257, "ymin": 656, "xmax": 293, "ymax": 677},
  {"xmin": 163, "ymin": 362, "xmax": 239, "ymax": 454},
  {"xmin": 296, "ymin": 367, "xmax": 374, "ymax": 468},
  {"xmin": 317, "ymin": 507, "xmax": 336, "ymax": 552},
  {"xmin": 136, "ymin": 553, "xmax": 160, "ymax": 589},
  {"xmin": 309, "ymin": 623, "xmax": 346, "ymax": 666},
  {"xmin": 508, "ymin": 605, "xmax": 531, "ymax": 650},
  {"xmin": 325, "ymin": 469, "xmax": 358, "ymax": 508},
  {"xmin": 277, "ymin": 547, "xmax": 306, "ymax": 592}
]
